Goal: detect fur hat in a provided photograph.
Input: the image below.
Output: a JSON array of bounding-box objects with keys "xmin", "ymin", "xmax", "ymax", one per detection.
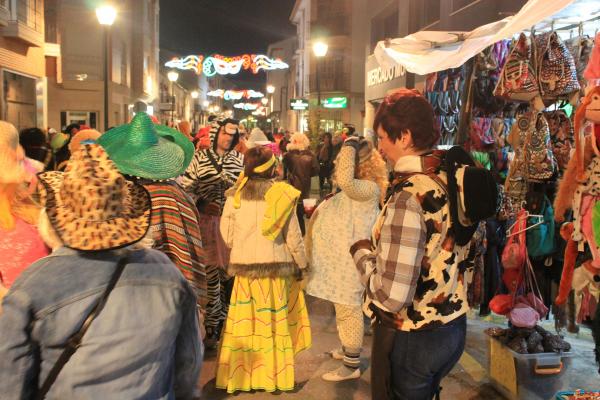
[
  {"xmin": 37, "ymin": 144, "xmax": 151, "ymax": 251},
  {"xmin": 0, "ymin": 121, "xmax": 27, "ymax": 184}
]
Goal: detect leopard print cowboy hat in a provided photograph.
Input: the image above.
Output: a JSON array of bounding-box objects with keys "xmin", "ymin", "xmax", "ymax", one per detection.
[{"xmin": 37, "ymin": 144, "xmax": 151, "ymax": 251}]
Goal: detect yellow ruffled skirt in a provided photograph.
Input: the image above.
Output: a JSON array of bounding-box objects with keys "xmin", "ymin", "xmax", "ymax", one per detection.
[{"xmin": 215, "ymin": 275, "xmax": 311, "ymax": 393}]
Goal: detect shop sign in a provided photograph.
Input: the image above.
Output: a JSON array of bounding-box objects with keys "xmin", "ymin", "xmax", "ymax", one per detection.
[
  {"xmin": 367, "ymin": 64, "xmax": 406, "ymax": 87},
  {"xmin": 289, "ymin": 98, "xmax": 309, "ymax": 110},
  {"xmin": 322, "ymin": 97, "xmax": 347, "ymax": 109},
  {"xmin": 365, "ymin": 55, "xmax": 407, "ymax": 102}
]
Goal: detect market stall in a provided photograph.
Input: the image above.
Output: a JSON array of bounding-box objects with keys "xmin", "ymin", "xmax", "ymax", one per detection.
[{"xmin": 371, "ymin": 1, "xmax": 600, "ymax": 398}]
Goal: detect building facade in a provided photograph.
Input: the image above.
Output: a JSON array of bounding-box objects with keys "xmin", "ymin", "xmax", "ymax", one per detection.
[
  {"xmin": 0, "ymin": 0, "xmax": 46, "ymax": 131},
  {"xmin": 266, "ymin": 36, "xmax": 296, "ymax": 133},
  {"xmin": 363, "ymin": 0, "xmax": 529, "ymax": 131},
  {"xmin": 290, "ymin": 0, "xmax": 368, "ymax": 137},
  {"xmin": 45, "ymin": 0, "xmax": 160, "ymax": 131}
]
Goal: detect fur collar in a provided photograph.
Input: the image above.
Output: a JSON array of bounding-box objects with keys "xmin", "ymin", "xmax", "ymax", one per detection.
[{"xmin": 225, "ymin": 179, "xmax": 274, "ymax": 200}]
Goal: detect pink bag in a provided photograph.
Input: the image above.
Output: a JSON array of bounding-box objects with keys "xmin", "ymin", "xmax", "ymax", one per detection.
[
  {"xmin": 502, "ymin": 210, "xmax": 527, "ymax": 269},
  {"xmin": 509, "ymin": 302, "xmax": 540, "ymax": 328}
]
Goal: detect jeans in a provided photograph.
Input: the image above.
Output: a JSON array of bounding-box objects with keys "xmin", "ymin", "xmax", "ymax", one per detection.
[{"xmin": 372, "ymin": 315, "xmax": 466, "ymax": 400}]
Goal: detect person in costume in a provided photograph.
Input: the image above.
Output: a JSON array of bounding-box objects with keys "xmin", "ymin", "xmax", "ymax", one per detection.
[
  {"xmin": 283, "ymin": 132, "xmax": 319, "ymax": 235},
  {"xmin": 351, "ymin": 89, "xmax": 478, "ymax": 400},
  {"xmin": 216, "ymin": 146, "xmax": 311, "ymax": 393},
  {"xmin": 306, "ymin": 136, "xmax": 388, "ymax": 381},
  {"xmin": 0, "ymin": 121, "xmax": 49, "ymax": 291},
  {"xmin": 98, "ymin": 112, "xmax": 208, "ymax": 325},
  {"xmin": 180, "ymin": 117, "xmax": 244, "ymax": 346},
  {"xmin": 0, "ymin": 144, "xmax": 201, "ymax": 398}
]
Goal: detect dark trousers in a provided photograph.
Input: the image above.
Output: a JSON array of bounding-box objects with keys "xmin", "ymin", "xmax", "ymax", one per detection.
[
  {"xmin": 296, "ymin": 202, "xmax": 305, "ymax": 236},
  {"xmin": 372, "ymin": 315, "xmax": 467, "ymax": 400}
]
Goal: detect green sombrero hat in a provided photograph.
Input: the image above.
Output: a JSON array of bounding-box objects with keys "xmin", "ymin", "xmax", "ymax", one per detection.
[{"xmin": 97, "ymin": 112, "xmax": 194, "ymax": 180}]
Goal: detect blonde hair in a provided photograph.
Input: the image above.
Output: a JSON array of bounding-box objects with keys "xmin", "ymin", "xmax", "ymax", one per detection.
[
  {"xmin": 333, "ymin": 149, "xmax": 389, "ymax": 205},
  {"xmin": 38, "ymin": 208, "xmax": 62, "ymax": 250},
  {"xmin": 0, "ymin": 183, "xmax": 40, "ymax": 230},
  {"xmin": 286, "ymin": 132, "xmax": 310, "ymax": 151}
]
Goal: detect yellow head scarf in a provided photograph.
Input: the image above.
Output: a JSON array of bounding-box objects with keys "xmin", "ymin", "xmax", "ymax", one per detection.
[{"xmin": 233, "ymin": 155, "xmax": 277, "ymax": 209}]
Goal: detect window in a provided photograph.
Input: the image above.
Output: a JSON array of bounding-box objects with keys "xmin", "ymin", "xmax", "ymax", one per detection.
[
  {"xmin": 371, "ymin": 7, "xmax": 399, "ymax": 53},
  {"xmin": 423, "ymin": 0, "xmax": 440, "ymax": 26},
  {"xmin": 16, "ymin": 0, "xmax": 43, "ymax": 32}
]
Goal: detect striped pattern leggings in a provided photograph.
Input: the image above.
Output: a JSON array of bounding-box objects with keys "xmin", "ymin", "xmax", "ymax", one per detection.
[{"xmin": 204, "ymin": 265, "xmax": 231, "ymax": 336}]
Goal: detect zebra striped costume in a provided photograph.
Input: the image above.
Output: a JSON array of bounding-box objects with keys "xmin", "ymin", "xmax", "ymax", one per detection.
[{"xmin": 180, "ymin": 118, "xmax": 243, "ymax": 340}]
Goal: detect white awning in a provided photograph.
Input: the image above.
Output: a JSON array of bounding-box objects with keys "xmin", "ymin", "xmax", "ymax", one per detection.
[{"xmin": 373, "ymin": 0, "xmax": 596, "ymax": 75}]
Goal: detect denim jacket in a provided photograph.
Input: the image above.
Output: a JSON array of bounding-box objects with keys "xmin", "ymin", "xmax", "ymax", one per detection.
[{"xmin": 0, "ymin": 247, "xmax": 202, "ymax": 400}]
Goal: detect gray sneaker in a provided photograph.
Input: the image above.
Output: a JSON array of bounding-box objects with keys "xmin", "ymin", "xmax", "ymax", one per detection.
[
  {"xmin": 328, "ymin": 348, "xmax": 344, "ymax": 360},
  {"xmin": 322, "ymin": 365, "xmax": 361, "ymax": 381}
]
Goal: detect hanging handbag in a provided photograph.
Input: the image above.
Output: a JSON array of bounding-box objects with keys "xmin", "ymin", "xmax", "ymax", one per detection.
[
  {"xmin": 565, "ymin": 34, "xmax": 594, "ymax": 92},
  {"xmin": 494, "ymin": 33, "xmax": 540, "ymax": 102},
  {"xmin": 520, "ymin": 112, "xmax": 556, "ymax": 180},
  {"xmin": 535, "ymin": 31, "xmax": 581, "ymax": 101},
  {"xmin": 502, "ymin": 210, "xmax": 527, "ymax": 270},
  {"xmin": 36, "ymin": 254, "xmax": 129, "ymax": 400},
  {"xmin": 526, "ymin": 195, "xmax": 556, "ymax": 258}
]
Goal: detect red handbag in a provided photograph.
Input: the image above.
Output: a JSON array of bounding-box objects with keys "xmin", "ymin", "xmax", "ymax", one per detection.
[
  {"xmin": 502, "ymin": 210, "xmax": 527, "ymax": 270},
  {"xmin": 489, "ymin": 294, "xmax": 514, "ymax": 315}
]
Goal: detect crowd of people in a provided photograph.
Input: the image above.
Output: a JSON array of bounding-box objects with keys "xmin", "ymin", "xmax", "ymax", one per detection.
[{"xmin": 0, "ymin": 88, "xmax": 481, "ymax": 400}]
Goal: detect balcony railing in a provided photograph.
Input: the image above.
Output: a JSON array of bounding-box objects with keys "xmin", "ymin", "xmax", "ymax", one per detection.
[{"xmin": 1, "ymin": 0, "xmax": 43, "ymax": 46}]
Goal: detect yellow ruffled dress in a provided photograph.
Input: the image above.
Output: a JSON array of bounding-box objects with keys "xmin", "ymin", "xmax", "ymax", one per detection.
[{"xmin": 215, "ymin": 276, "xmax": 311, "ymax": 392}]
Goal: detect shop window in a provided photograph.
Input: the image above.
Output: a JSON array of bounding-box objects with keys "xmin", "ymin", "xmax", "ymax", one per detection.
[{"xmin": 60, "ymin": 111, "xmax": 98, "ymax": 130}]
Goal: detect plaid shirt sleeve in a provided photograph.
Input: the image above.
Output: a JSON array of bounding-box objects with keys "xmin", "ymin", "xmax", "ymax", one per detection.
[{"xmin": 350, "ymin": 190, "xmax": 426, "ymax": 313}]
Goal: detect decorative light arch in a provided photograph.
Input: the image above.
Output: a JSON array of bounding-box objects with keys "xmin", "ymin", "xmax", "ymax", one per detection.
[
  {"xmin": 165, "ymin": 54, "xmax": 289, "ymax": 76},
  {"xmin": 233, "ymin": 102, "xmax": 261, "ymax": 111},
  {"xmin": 207, "ymin": 89, "xmax": 265, "ymax": 100}
]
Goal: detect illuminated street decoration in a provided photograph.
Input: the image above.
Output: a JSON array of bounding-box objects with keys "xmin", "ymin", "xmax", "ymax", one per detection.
[
  {"xmin": 165, "ymin": 54, "xmax": 289, "ymax": 76},
  {"xmin": 207, "ymin": 89, "xmax": 265, "ymax": 100},
  {"xmin": 233, "ymin": 102, "xmax": 261, "ymax": 111},
  {"xmin": 252, "ymin": 106, "xmax": 267, "ymax": 116}
]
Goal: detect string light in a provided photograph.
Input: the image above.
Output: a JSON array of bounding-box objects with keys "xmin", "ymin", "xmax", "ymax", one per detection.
[{"xmin": 165, "ymin": 54, "xmax": 289, "ymax": 76}]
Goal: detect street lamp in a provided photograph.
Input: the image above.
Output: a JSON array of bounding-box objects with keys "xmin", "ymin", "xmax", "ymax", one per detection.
[
  {"xmin": 167, "ymin": 70, "xmax": 179, "ymax": 125},
  {"xmin": 96, "ymin": 4, "xmax": 117, "ymax": 132},
  {"xmin": 191, "ymin": 91, "xmax": 199, "ymax": 130},
  {"xmin": 261, "ymin": 97, "xmax": 268, "ymax": 106},
  {"xmin": 313, "ymin": 40, "xmax": 328, "ymax": 133},
  {"xmin": 266, "ymin": 85, "xmax": 275, "ymax": 125}
]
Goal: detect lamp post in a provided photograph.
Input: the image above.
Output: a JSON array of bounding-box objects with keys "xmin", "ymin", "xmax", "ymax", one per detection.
[
  {"xmin": 191, "ymin": 90, "xmax": 199, "ymax": 131},
  {"xmin": 167, "ymin": 70, "xmax": 179, "ymax": 126},
  {"xmin": 96, "ymin": 5, "xmax": 117, "ymax": 132},
  {"xmin": 266, "ymin": 84, "xmax": 275, "ymax": 132},
  {"xmin": 312, "ymin": 41, "xmax": 328, "ymax": 134}
]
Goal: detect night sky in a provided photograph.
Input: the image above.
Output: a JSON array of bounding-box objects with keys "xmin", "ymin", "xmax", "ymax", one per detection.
[{"xmin": 159, "ymin": 0, "xmax": 296, "ymax": 86}]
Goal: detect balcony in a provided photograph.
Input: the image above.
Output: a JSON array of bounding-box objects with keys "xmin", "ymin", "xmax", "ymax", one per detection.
[
  {"xmin": 0, "ymin": 0, "xmax": 44, "ymax": 47},
  {"xmin": 0, "ymin": 0, "xmax": 9, "ymax": 27}
]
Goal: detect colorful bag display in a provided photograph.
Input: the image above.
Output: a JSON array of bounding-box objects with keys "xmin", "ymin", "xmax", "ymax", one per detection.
[
  {"xmin": 494, "ymin": 33, "xmax": 540, "ymax": 102},
  {"xmin": 534, "ymin": 31, "xmax": 581, "ymax": 101}
]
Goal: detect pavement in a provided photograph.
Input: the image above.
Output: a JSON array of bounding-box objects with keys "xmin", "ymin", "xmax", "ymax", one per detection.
[{"xmin": 196, "ymin": 295, "xmax": 598, "ymax": 399}]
